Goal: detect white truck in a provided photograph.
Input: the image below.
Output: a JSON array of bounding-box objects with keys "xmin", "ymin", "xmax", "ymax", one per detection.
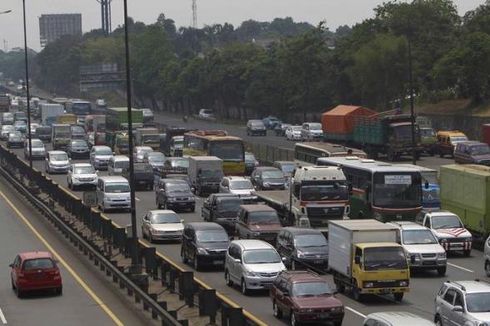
[
  {"xmin": 135, "ymin": 127, "xmax": 160, "ymax": 150},
  {"xmin": 51, "ymin": 124, "xmax": 72, "ymax": 150},
  {"xmin": 40, "ymin": 103, "xmax": 64, "ymax": 125},
  {"xmin": 188, "ymin": 156, "xmax": 224, "ymax": 196},
  {"xmin": 255, "ymin": 166, "xmax": 350, "ymax": 230},
  {"xmin": 328, "ymin": 219, "xmax": 410, "ymax": 302}
]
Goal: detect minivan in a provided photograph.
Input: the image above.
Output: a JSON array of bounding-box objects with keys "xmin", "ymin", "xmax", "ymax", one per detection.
[
  {"xmin": 235, "ymin": 205, "xmax": 282, "ymax": 244},
  {"xmin": 454, "ymin": 141, "xmax": 490, "ymax": 166},
  {"xmin": 96, "ymin": 176, "xmax": 131, "ymax": 212},
  {"xmin": 301, "ymin": 122, "xmax": 323, "ymax": 141},
  {"xmin": 108, "ymin": 155, "xmax": 130, "ymax": 175}
]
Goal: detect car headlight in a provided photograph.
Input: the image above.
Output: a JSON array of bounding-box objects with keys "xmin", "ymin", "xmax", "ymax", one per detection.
[
  {"xmin": 167, "ymin": 197, "xmax": 177, "ymax": 202},
  {"xmin": 399, "ymin": 280, "xmax": 409, "ymax": 287},
  {"xmin": 245, "ymin": 270, "xmax": 258, "ymax": 277},
  {"xmin": 438, "ymin": 252, "xmax": 446, "ymax": 259},
  {"xmin": 440, "ymin": 238, "xmax": 448, "ymax": 244},
  {"xmin": 197, "ymin": 248, "xmax": 208, "ymax": 255},
  {"xmin": 411, "ymin": 254, "xmax": 421, "ymax": 261},
  {"xmin": 364, "ymin": 282, "xmax": 374, "ymax": 288}
]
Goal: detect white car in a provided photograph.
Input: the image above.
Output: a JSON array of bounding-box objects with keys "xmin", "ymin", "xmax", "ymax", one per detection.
[
  {"xmin": 363, "ymin": 312, "xmax": 435, "ymax": 326},
  {"xmin": 301, "ymin": 122, "xmax": 323, "ymax": 141},
  {"xmin": 198, "ymin": 109, "xmax": 215, "ymax": 120},
  {"xmin": 1, "ymin": 125, "xmax": 15, "ymax": 140},
  {"xmin": 67, "ymin": 163, "xmax": 98, "ymax": 190},
  {"xmin": 219, "ymin": 176, "xmax": 257, "ymax": 200},
  {"xmin": 45, "ymin": 151, "xmax": 70, "ymax": 174},
  {"xmin": 141, "ymin": 210, "xmax": 184, "ymax": 243},
  {"xmin": 285, "ymin": 125, "xmax": 302, "ymax": 141},
  {"xmin": 133, "ymin": 146, "xmax": 153, "ymax": 163},
  {"xmin": 24, "ymin": 138, "xmax": 46, "ymax": 159},
  {"xmin": 90, "ymin": 145, "xmax": 113, "ymax": 170}
]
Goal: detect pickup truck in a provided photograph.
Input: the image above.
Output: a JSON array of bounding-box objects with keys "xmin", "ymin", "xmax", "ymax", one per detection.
[
  {"xmin": 123, "ymin": 163, "xmax": 154, "ymax": 190},
  {"xmin": 202, "ymin": 193, "xmax": 243, "ymax": 234}
]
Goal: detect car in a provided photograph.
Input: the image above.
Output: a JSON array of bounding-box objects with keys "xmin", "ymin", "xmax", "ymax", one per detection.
[
  {"xmin": 30, "ymin": 123, "xmax": 40, "ymax": 135},
  {"xmin": 485, "ymin": 235, "xmax": 490, "ymax": 276},
  {"xmin": 301, "ymin": 122, "xmax": 323, "ymax": 141},
  {"xmin": 133, "ymin": 146, "xmax": 153, "ymax": 163},
  {"xmin": 145, "ymin": 151, "xmax": 166, "ymax": 171},
  {"xmin": 202, "ymin": 194, "xmax": 243, "ymax": 234},
  {"xmin": 262, "ymin": 116, "xmax": 281, "ymax": 130},
  {"xmin": 123, "ymin": 162, "xmax": 155, "ymax": 190},
  {"xmin": 1, "ymin": 112, "xmax": 14, "ymax": 125},
  {"xmin": 10, "ymin": 251, "xmax": 62, "ymax": 297},
  {"xmin": 198, "ymin": 109, "xmax": 215, "ymax": 120},
  {"xmin": 219, "ymin": 176, "xmax": 257, "ymax": 200},
  {"xmin": 108, "ymin": 155, "xmax": 129, "ymax": 176},
  {"xmin": 251, "ymin": 166, "xmax": 287, "ymax": 190},
  {"xmin": 90, "ymin": 145, "xmax": 113, "ymax": 170},
  {"xmin": 67, "ymin": 163, "xmax": 98, "ymax": 190},
  {"xmin": 7, "ymin": 132, "xmax": 24, "ymax": 148},
  {"xmin": 141, "ymin": 210, "xmax": 184, "ymax": 243},
  {"xmin": 161, "ymin": 157, "xmax": 189, "ymax": 174},
  {"xmin": 285, "ymin": 125, "xmax": 302, "ymax": 141},
  {"xmin": 390, "ymin": 221, "xmax": 447, "ymax": 276},
  {"xmin": 271, "ymin": 270, "xmax": 344, "ymax": 326},
  {"xmin": 363, "ymin": 312, "xmax": 435, "ymax": 326},
  {"xmin": 13, "ymin": 120, "xmax": 27, "ymax": 134},
  {"xmin": 96, "ymin": 176, "xmax": 131, "ymax": 212},
  {"xmin": 436, "ymin": 131, "xmax": 469, "ymax": 158},
  {"xmin": 24, "ymin": 138, "xmax": 46, "ymax": 159},
  {"xmin": 236, "ymin": 205, "xmax": 282, "ymax": 244},
  {"xmin": 14, "ymin": 111, "xmax": 27, "ymax": 122},
  {"xmin": 246, "ymin": 119, "xmax": 267, "ymax": 136},
  {"xmin": 181, "ymin": 222, "xmax": 230, "ymax": 270},
  {"xmin": 224, "ymin": 239, "xmax": 286, "ymax": 295},
  {"xmin": 454, "ymin": 141, "xmax": 490, "ymax": 166},
  {"xmin": 0, "ymin": 125, "xmax": 15, "ymax": 140},
  {"xmin": 141, "ymin": 108, "xmax": 154, "ymax": 124},
  {"xmin": 35, "ymin": 125, "xmax": 52, "ymax": 142},
  {"xmin": 244, "ymin": 152, "xmax": 259, "ymax": 175},
  {"xmin": 276, "ymin": 227, "xmax": 328, "ymax": 270},
  {"xmin": 435, "ymin": 280, "xmax": 490, "ymax": 326},
  {"xmin": 272, "ymin": 161, "xmax": 296, "ymax": 180},
  {"xmin": 274, "ymin": 123, "xmax": 291, "ymax": 136},
  {"xmin": 155, "ymin": 178, "xmax": 195, "ymax": 212},
  {"xmin": 45, "ymin": 150, "xmax": 70, "ymax": 174},
  {"xmin": 67, "ymin": 139, "xmax": 90, "ymax": 159}
]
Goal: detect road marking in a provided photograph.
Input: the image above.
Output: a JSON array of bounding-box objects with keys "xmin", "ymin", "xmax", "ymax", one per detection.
[
  {"xmin": 0, "ymin": 191, "xmax": 123, "ymax": 326},
  {"xmin": 0, "ymin": 308, "xmax": 7, "ymax": 324},
  {"xmin": 135, "ymin": 197, "xmax": 140, "ymax": 202},
  {"xmin": 345, "ymin": 306, "xmax": 366, "ymax": 319},
  {"xmin": 448, "ymin": 262, "xmax": 474, "ymax": 273}
]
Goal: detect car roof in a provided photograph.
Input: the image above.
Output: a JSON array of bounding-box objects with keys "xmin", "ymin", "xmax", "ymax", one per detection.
[
  {"xmin": 255, "ymin": 166, "xmax": 280, "ymax": 171},
  {"xmin": 72, "ymin": 163, "xmax": 92, "ymax": 168},
  {"xmin": 428, "ymin": 211, "xmax": 458, "ymax": 217},
  {"xmin": 161, "ymin": 178, "xmax": 188, "ymax": 184},
  {"xmin": 93, "ymin": 145, "xmax": 111, "ymax": 150},
  {"xmin": 232, "ymin": 239, "xmax": 274, "ymax": 250},
  {"xmin": 365, "ymin": 312, "xmax": 434, "ymax": 326},
  {"xmin": 226, "ymin": 176, "xmax": 249, "ymax": 181},
  {"xmin": 48, "ymin": 150, "xmax": 67, "ymax": 155},
  {"xmin": 240, "ymin": 204, "xmax": 276, "ymax": 212},
  {"xmin": 390, "ymin": 221, "xmax": 428, "ymax": 231},
  {"xmin": 446, "ymin": 280, "xmax": 490, "ymax": 294},
  {"xmin": 282, "ymin": 227, "xmax": 323, "ymax": 236},
  {"xmin": 186, "ymin": 222, "xmax": 225, "ymax": 231},
  {"xmin": 149, "ymin": 210, "xmax": 178, "ymax": 215},
  {"xmin": 99, "ymin": 176, "xmax": 128, "ymax": 182},
  {"xmin": 135, "ymin": 146, "xmax": 153, "ymax": 150},
  {"xmin": 19, "ymin": 251, "xmax": 53, "ymax": 260},
  {"xmin": 279, "ymin": 271, "xmax": 325, "ymax": 283},
  {"xmin": 112, "ymin": 155, "xmax": 129, "ymax": 160}
]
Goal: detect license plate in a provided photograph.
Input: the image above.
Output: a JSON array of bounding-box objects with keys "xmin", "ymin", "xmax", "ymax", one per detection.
[{"xmin": 213, "ymin": 260, "xmax": 223, "ymax": 265}]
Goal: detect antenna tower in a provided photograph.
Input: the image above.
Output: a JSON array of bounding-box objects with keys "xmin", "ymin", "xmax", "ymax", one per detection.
[
  {"xmin": 192, "ymin": 0, "xmax": 197, "ymax": 28},
  {"xmin": 97, "ymin": 0, "xmax": 112, "ymax": 35}
]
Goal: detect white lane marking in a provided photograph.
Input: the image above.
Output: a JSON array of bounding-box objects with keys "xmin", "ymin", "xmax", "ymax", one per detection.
[
  {"xmin": 0, "ymin": 308, "xmax": 7, "ymax": 324},
  {"xmin": 448, "ymin": 262, "xmax": 474, "ymax": 273},
  {"xmin": 135, "ymin": 197, "xmax": 140, "ymax": 202},
  {"xmin": 345, "ymin": 306, "xmax": 366, "ymax": 319}
]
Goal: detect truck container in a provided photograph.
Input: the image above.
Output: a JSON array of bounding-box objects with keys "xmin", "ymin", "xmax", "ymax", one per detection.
[
  {"xmin": 328, "ymin": 219, "xmax": 410, "ymax": 302},
  {"xmin": 321, "ymin": 105, "xmax": 375, "ymax": 141},
  {"xmin": 188, "ymin": 156, "xmax": 224, "ymax": 196},
  {"xmin": 39, "ymin": 103, "xmax": 64, "ymax": 125},
  {"xmin": 440, "ymin": 164, "xmax": 490, "ymax": 243},
  {"xmin": 135, "ymin": 127, "xmax": 160, "ymax": 150}
]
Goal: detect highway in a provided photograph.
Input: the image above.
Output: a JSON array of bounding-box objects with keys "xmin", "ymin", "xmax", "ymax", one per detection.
[
  {"xmin": 3, "ymin": 130, "xmax": 485, "ymax": 326},
  {"xmin": 0, "ymin": 163, "xmax": 153, "ymax": 326}
]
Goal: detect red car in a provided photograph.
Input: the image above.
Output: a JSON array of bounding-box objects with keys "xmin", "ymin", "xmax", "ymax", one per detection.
[
  {"xmin": 10, "ymin": 251, "xmax": 62, "ymax": 297},
  {"xmin": 270, "ymin": 270, "xmax": 344, "ymax": 326}
]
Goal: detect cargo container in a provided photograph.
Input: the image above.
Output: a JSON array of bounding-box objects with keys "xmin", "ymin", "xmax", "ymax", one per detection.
[{"xmin": 322, "ymin": 105, "xmax": 375, "ymax": 141}]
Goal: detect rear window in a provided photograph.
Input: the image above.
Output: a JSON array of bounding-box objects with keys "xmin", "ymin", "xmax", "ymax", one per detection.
[{"xmin": 23, "ymin": 258, "xmax": 54, "ymax": 270}]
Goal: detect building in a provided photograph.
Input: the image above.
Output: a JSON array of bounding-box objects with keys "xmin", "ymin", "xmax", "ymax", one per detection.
[{"xmin": 39, "ymin": 14, "xmax": 82, "ymax": 48}]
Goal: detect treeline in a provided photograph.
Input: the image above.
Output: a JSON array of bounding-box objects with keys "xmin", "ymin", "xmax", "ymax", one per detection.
[{"xmin": 2, "ymin": 0, "xmax": 490, "ymax": 120}]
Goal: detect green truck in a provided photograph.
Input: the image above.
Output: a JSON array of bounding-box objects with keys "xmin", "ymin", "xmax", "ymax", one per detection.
[
  {"xmin": 440, "ymin": 164, "xmax": 490, "ymax": 243},
  {"xmin": 105, "ymin": 107, "xmax": 143, "ymax": 152}
]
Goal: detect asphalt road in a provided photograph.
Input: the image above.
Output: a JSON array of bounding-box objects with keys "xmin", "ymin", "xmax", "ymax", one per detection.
[
  {"xmin": 4, "ymin": 137, "xmax": 485, "ymax": 326},
  {"xmin": 0, "ymin": 159, "xmax": 153, "ymax": 325}
]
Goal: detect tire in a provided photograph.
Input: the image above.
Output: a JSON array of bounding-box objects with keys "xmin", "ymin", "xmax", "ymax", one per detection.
[
  {"xmin": 11, "ymin": 278, "xmax": 15, "ymax": 291},
  {"xmin": 55, "ymin": 286, "xmax": 62, "ymax": 296},
  {"xmin": 333, "ymin": 321, "xmax": 343, "ymax": 326},
  {"xmin": 334, "ymin": 278, "xmax": 345, "ymax": 294},
  {"xmin": 290, "ymin": 312, "xmax": 299, "ymax": 326},
  {"xmin": 190, "ymin": 205, "xmax": 195, "ymax": 213},
  {"xmin": 16, "ymin": 287, "xmax": 23, "ymax": 298},
  {"xmin": 273, "ymin": 301, "xmax": 283, "ymax": 319},
  {"xmin": 435, "ymin": 315, "xmax": 443, "ymax": 326},
  {"xmin": 437, "ymin": 266, "xmax": 447, "ymax": 276},
  {"xmin": 241, "ymin": 279, "xmax": 249, "ymax": 295},
  {"xmin": 485, "ymin": 261, "xmax": 490, "ymax": 277},
  {"xmin": 464, "ymin": 249, "xmax": 471, "ymax": 257},
  {"xmin": 352, "ymin": 286, "xmax": 363, "ymax": 302},
  {"xmin": 148, "ymin": 232, "xmax": 154, "ymax": 244},
  {"xmin": 439, "ymin": 153, "xmax": 444, "ymax": 158},
  {"xmin": 225, "ymin": 270, "xmax": 233, "ymax": 287},
  {"xmin": 193, "ymin": 255, "xmax": 200, "ymax": 271},
  {"xmin": 394, "ymin": 292, "xmax": 404, "ymax": 302}
]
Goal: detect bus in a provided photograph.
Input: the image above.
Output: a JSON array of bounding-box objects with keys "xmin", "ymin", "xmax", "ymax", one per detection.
[
  {"xmin": 397, "ymin": 164, "xmax": 440, "ymax": 210},
  {"xmin": 66, "ymin": 100, "xmax": 92, "ymax": 116},
  {"xmin": 183, "ymin": 130, "xmax": 245, "ymax": 175},
  {"xmin": 317, "ymin": 156, "xmax": 423, "ymax": 222},
  {"xmin": 294, "ymin": 142, "xmax": 367, "ymax": 165}
]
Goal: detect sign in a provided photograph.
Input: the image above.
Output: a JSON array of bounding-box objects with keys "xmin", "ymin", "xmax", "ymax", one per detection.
[
  {"xmin": 83, "ymin": 191, "xmax": 97, "ymax": 207},
  {"xmin": 385, "ymin": 175, "xmax": 412, "ymax": 185}
]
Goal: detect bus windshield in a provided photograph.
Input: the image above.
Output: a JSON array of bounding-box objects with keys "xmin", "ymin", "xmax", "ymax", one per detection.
[
  {"xmin": 373, "ymin": 172, "xmax": 421, "ymax": 208},
  {"xmin": 301, "ymin": 181, "xmax": 349, "ymax": 201},
  {"xmin": 71, "ymin": 103, "xmax": 91, "ymax": 115},
  {"xmin": 209, "ymin": 140, "xmax": 244, "ymax": 161}
]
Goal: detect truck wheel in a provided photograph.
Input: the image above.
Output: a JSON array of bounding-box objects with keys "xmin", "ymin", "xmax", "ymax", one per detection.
[
  {"xmin": 352, "ymin": 283, "xmax": 363, "ymax": 302},
  {"xmin": 334, "ymin": 279, "xmax": 345, "ymax": 293},
  {"xmin": 439, "ymin": 152, "xmax": 444, "ymax": 158},
  {"xmin": 437, "ymin": 266, "xmax": 447, "ymax": 276},
  {"xmin": 394, "ymin": 292, "xmax": 404, "ymax": 302}
]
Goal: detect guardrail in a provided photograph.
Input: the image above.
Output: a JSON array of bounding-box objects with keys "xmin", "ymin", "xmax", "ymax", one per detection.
[{"xmin": 0, "ymin": 144, "xmax": 267, "ymax": 326}]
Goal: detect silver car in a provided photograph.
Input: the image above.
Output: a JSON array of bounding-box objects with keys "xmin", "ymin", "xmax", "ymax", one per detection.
[
  {"xmin": 24, "ymin": 138, "xmax": 46, "ymax": 159},
  {"xmin": 90, "ymin": 145, "xmax": 113, "ymax": 170},
  {"xmin": 45, "ymin": 150, "xmax": 70, "ymax": 174},
  {"xmin": 364, "ymin": 312, "xmax": 435, "ymax": 326},
  {"xmin": 67, "ymin": 163, "xmax": 98, "ymax": 190}
]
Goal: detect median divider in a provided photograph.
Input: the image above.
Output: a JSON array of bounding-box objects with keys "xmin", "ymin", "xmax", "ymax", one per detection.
[{"xmin": 0, "ymin": 144, "xmax": 267, "ymax": 326}]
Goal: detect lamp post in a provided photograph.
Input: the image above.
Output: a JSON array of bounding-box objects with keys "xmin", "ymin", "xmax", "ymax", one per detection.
[
  {"xmin": 22, "ymin": 0, "xmax": 32, "ymax": 168},
  {"xmin": 122, "ymin": 0, "xmax": 139, "ymax": 271},
  {"xmin": 408, "ymin": 36, "xmax": 417, "ymax": 166}
]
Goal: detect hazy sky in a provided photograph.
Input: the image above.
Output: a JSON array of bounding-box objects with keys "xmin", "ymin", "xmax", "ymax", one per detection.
[{"xmin": 0, "ymin": 0, "xmax": 485, "ymax": 51}]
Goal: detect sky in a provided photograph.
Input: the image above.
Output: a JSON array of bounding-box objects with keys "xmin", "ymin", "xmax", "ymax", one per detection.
[{"xmin": 0, "ymin": 0, "xmax": 485, "ymax": 51}]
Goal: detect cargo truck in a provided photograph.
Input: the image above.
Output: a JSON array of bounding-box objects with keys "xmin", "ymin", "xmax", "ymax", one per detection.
[
  {"xmin": 328, "ymin": 219, "xmax": 410, "ymax": 302},
  {"xmin": 188, "ymin": 156, "xmax": 224, "ymax": 196},
  {"xmin": 160, "ymin": 127, "xmax": 189, "ymax": 156},
  {"xmin": 440, "ymin": 164, "xmax": 490, "ymax": 244},
  {"xmin": 135, "ymin": 127, "xmax": 160, "ymax": 150},
  {"xmin": 39, "ymin": 103, "xmax": 64, "ymax": 125},
  {"xmin": 51, "ymin": 124, "xmax": 72, "ymax": 150},
  {"xmin": 255, "ymin": 166, "xmax": 349, "ymax": 231},
  {"xmin": 105, "ymin": 107, "xmax": 143, "ymax": 151}
]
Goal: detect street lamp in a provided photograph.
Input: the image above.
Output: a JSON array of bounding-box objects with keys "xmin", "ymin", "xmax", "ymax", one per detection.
[
  {"xmin": 407, "ymin": 35, "xmax": 417, "ymax": 166},
  {"xmin": 22, "ymin": 0, "xmax": 32, "ymax": 168}
]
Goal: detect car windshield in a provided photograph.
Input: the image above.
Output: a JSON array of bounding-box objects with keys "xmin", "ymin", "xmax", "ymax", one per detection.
[
  {"xmin": 96, "ymin": 148, "xmax": 112, "ymax": 155},
  {"xmin": 137, "ymin": 148, "xmax": 153, "ymax": 155},
  {"xmin": 72, "ymin": 140, "xmax": 87, "ymax": 147},
  {"xmin": 105, "ymin": 183, "xmax": 130, "ymax": 193},
  {"xmin": 196, "ymin": 231, "xmax": 228, "ymax": 243},
  {"xmin": 166, "ymin": 183, "xmax": 190, "ymax": 193},
  {"xmin": 470, "ymin": 145, "xmax": 490, "ymax": 155},
  {"xmin": 148, "ymin": 153, "xmax": 165, "ymax": 162},
  {"xmin": 373, "ymin": 172, "xmax": 422, "ymax": 208},
  {"xmin": 261, "ymin": 170, "xmax": 284, "ymax": 179},
  {"xmin": 51, "ymin": 153, "xmax": 68, "ymax": 161},
  {"xmin": 115, "ymin": 160, "xmax": 129, "ymax": 169},
  {"xmin": 168, "ymin": 159, "xmax": 189, "ymax": 168},
  {"xmin": 248, "ymin": 211, "xmax": 279, "ymax": 224},
  {"xmin": 3, "ymin": 126, "xmax": 14, "ymax": 131},
  {"xmin": 74, "ymin": 166, "xmax": 95, "ymax": 174},
  {"xmin": 71, "ymin": 126, "xmax": 85, "ymax": 134},
  {"xmin": 432, "ymin": 215, "xmax": 462, "ymax": 229},
  {"xmin": 309, "ymin": 124, "xmax": 321, "ymax": 130},
  {"xmin": 279, "ymin": 164, "xmax": 296, "ymax": 174},
  {"xmin": 450, "ymin": 136, "xmax": 468, "ymax": 142},
  {"xmin": 230, "ymin": 180, "xmax": 253, "ymax": 190},
  {"xmin": 292, "ymin": 126, "xmax": 302, "ymax": 131},
  {"xmin": 466, "ymin": 293, "xmax": 490, "ymax": 313},
  {"xmin": 31, "ymin": 140, "xmax": 43, "ymax": 147},
  {"xmin": 294, "ymin": 234, "xmax": 328, "ymax": 248},
  {"xmin": 150, "ymin": 213, "xmax": 180, "ymax": 224},
  {"xmin": 292, "ymin": 282, "xmax": 333, "ymax": 297},
  {"xmin": 243, "ymin": 249, "xmax": 281, "ymax": 264},
  {"xmin": 23, "ymin": 258, "xmax": 54, "ymax": 270},
  {"xmin": 364, "ymin": 247, "xmax": 408, "ymax": 271},
  {"xmin": 217, "ymin": 198, "xmax": 242, "ymax": 212},
  {"xmin": 251, "ymin": 122, "xmax": 264, "ymax": 127},
  {"xmin": 301, "ymin": 182, "xmax": 349, "ymax": 201},
  {"xmin": 37, "ymin": 128, "xmax": 51, "ymax": 135},
  {"xmin": 402, "ymin": 229, "xmax": 438, "ymax": 245}
]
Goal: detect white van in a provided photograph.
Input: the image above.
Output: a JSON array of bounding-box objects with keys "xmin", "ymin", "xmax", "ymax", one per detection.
[
  {"xmin": 96, "ymin": 176, "xmax": 131, "ymax": 212},
  {"xmin": 108, "ymin": 155, "xmax": 130, "ymax": 176}
]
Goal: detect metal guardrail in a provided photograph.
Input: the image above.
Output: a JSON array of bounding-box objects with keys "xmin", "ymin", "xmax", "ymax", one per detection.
[{"xmin": 0, "ymin": 144, "xmax": 267, "ymax": 326}]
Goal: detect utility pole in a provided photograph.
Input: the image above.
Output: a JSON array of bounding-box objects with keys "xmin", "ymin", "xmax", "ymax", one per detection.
[
  {"xmin": 22, "ymin": 0, "xmax": 32, "ymax": 168},
  {"xmin": 192, "ymin": 0, "xmax": 197, "ymax": 28}
]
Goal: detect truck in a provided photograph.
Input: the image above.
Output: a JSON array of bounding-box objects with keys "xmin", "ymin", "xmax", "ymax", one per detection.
[
  {"xmin": 39, "ymin": 103, "xmax": 64, "ymax": 125},
  {"xmin": 328, "ymin": 219, "xmax": 410, "ymax": 302},
  {"xmin": 160, "ymin": 127, "xmax": 189, "ymax": 156},
  {"xmin": 56, "ymin": 114, "xmax": 77, "ymax": 125},
  {"xmin": 322, "ymin": 105, "xmax": 422, "ymax": 161},
  {"xmin": 0, "ymin": 93, "xmax": 10, "ymax": 112},
  {"xmin": 188, "ymin": 156, "xmax": 224, "ymax": 196},
  {"xmin": 255, "ymin": 166, "xmax": 349, "ymax": 231},
  {"xmin": 105, "ymin": 107, "xmax": 143, "ymax": 149},
  {"xmin": 51, "ymin": 124, "xmax": 72, "ymax": 150},
  {"xmin": 135, "ymin": 127, "xmax": 160, "ymax": 150}
]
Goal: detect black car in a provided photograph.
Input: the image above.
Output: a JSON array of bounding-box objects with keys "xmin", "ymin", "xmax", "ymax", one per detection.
[
  {"xmin": 246, "ymin": 120, "xmax": 267, "ymax": 136},
  {"xmin": 67, "ymin": 139, "xmax": 90, "ymax": 158},
  {"xmin": 7, "ymin": 133, "xmax": 24, "ymax": 148},
  {"xmin": 181, "ymin": 222, "xmax": 230, "ymax": 270},
  {"xmin": 276, "ymin": 227, "xmax": 329, "ymax": 270},
  {"xmin": 251, "ymin": 166, "xmax": 287, "ymax": 190},
  {"xmin": 71, "ymin": 125, "xmax": 87, "ymax": 140},
  {"xmin": 123, "ymin": 163, "xmax": 154, "ymax": 190},
  {"xmin": 35, "ymin": 125, "xmax": 52, "ymax": 142},
  {"xmin": 244, "ymin": 152, "xmax": 259, "ymax": 175},
  {"xmin": 202, "ymin": 193, "xmax": 243, "ymax": 234},
  {"xmin": 156, "ymin": 179, "xmax": 195, "ymax": 212}
]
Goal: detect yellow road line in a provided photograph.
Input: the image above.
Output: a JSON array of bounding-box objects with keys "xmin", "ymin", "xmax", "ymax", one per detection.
[{"xmin": 0, "ymin": 190, "xmax": 124, "ymax": 326}]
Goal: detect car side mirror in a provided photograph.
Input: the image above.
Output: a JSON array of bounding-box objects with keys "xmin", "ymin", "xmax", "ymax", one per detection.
[
  {"xmin": 452, "ymin": 305, "xmax": 463, "ymax": 313},
  {"xmin": 9, "ymin": 263, "xmax": 13, "ymax": 268},
  {"xmin": 234, "ymin": 258, "xmax": 241, "ymax": 264},
  {"xmin": 354, "ymin": 256, "xmax": 361, "ymax": 265}
]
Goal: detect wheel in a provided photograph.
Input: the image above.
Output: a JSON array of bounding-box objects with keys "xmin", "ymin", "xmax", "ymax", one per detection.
[
  {"xmin": 16, "ymin": 287, "xmax": 23, "ymax": 298},
  {"xmin": 437, "ymin": 266, "xmax": 447, "ymax": 276},
  {"xmin": 439, "ymin": 153, "xmax": 444, "ymax": 158},
  {"xmin": 334, "ymin": 279, "xmax": 345, "ymax": 294},
  {"xmin": 55, "ymin": 286, "xmax": 62, "ymax": 296},
  {"xmin": 156, "ymin": 200, "xmax": 162, "ymax": 209},
  {"xmin": 352, "ymin": 286, "xmax": 363, "ymax": 302},
  {"xmin": 435, "ymin": 315, "xmax": 443, "ymax": 326},
  {"xmin": 485, "ymin": 261, "xmax": 490, "ymax": 277},
  {"xmin": 241, "ymin": 279, "xmax": 249, "ymax": 295},
  {"xmin": 189, "ymin": 205, "xmax": 195, "ymax": 213},
  {"xmin": 273, "ymin": 301, "xmax": 283, "ymax": 319},
  {"xmin": 290, "ymin": 312, "xmax": 299, "ymax": 326},
  {"xmin": 225, "ymin": 270, "xmax": 233, "ymax": 287},
  {"xmin": 11, "ymin": 278, "xmax": 15, "ymax": 291},
  {"xmin": 333, "ymin": 321, "xmax": 343, "ymax": 326},
  {"xmin": 193, "ymin": 255, "xmax": 200, "ymax": 271},
  {"xmin": 464, "ymin": 249, "xmax": 471, "ymax": 257},
  {"xmin": 394, "ymin": 292, "xmax": 404, "ymax": 302}
]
